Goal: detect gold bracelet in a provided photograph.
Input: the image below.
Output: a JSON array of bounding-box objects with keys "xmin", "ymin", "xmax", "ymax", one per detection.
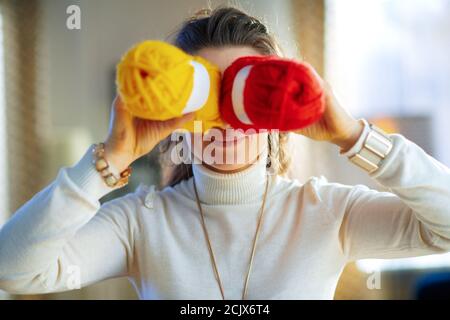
[{"xmin": 91, "ymin": 142, "xmax": 132, "ymax": 188}]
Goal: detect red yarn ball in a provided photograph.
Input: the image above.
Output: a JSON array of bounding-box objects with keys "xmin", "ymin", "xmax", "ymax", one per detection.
[{"xmin": 220, "ymin": 56, "xmax": 325, "ymax": 131}]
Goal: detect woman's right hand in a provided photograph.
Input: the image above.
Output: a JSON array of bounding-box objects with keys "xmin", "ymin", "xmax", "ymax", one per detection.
[{"xmin": 103, "ymin": 96, "xmax": 195, "ymax": 172}]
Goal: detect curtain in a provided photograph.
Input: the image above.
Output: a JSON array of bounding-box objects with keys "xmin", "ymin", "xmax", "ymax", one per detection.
[
  {"xmin": 1, "ymin": 0, "xmax": 50, "ymax": 214},
  {"xmin": 0, "ymin": 0, "xmax": 52, "ymax": 300}
]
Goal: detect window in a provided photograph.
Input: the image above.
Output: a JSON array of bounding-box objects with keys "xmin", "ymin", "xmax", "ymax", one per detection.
[
  {"xmin": 326, "ymin": 0, "xmax": 450, "ymax": 271},
  {"xmin": 0, "ymin": 8, "xmax": 10, "ymax": 299},
  {"xmin": 0, "ymin": 7, "xmax": 8, "ymax": 228}
]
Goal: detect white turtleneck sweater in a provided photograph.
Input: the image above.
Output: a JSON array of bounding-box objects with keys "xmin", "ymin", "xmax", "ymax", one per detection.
[{"xmin": 0, "ymin": 128, "xmax": 450, "ymax": 299}]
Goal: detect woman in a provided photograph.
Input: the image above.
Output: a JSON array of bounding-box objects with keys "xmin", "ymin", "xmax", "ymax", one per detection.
[{"xmin": 0, "ymin": 7, "xmax": 449, "ymax": 300}]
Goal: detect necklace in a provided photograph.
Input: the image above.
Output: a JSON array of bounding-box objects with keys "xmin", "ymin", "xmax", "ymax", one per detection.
[{"xmin": 192, "ymin": 174, "xmax": 270, "ymax": 300}]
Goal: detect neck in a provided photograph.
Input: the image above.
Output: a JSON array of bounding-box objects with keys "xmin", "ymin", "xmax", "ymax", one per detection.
[{"xmin": 191, "ymin": 148, "xmax": 268, "ymax": 205}]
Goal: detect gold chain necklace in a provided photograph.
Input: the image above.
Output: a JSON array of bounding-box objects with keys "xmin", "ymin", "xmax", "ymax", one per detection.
[{"xmin": 192, "ymin": 174, "xmax": 270, "ymax": 300}]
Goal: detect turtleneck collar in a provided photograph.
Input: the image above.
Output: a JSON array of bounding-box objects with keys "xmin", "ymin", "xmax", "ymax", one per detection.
[{"xmin": 191, "ymin": 147, "xmax": 269, "ymax": 205}]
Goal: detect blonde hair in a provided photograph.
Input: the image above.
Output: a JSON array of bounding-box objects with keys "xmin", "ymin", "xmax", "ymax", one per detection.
[{"xmin": 159, "ymin": 6, "xmax": 291, "ymax": 187}]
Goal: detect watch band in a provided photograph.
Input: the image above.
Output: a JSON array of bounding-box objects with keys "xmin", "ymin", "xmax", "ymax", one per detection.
[{"xmin": 349, "ymin": 119, "xmax": 393, "ymax": 173}]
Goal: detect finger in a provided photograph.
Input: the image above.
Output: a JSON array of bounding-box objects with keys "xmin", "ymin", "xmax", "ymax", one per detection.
[
  {"xmin": 113, "ymin": 96, "xmax": 132, "ymax": 116},
  {"xmin": 112, "ymin": 96, "xmax": 133, "ymax": 128}
]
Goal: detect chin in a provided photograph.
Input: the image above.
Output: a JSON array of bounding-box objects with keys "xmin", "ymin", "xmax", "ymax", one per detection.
[{"xmin": 206, "ymin": 164, "xmax": 251, "ymax": 173}]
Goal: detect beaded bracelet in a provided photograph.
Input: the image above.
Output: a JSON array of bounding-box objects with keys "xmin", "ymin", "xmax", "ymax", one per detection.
[{"xmin": 92, "ymin": 142, "xmax": 132, "ymax": 188}]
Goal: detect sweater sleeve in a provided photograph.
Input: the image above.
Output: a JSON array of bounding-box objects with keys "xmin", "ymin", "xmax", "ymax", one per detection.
[
  {"xmin": 335, "ymin": 134, "xmax": 450, "ymax": 261},
  {"xmin": 0, "ymin": 144, "xmax": 137, "ymax": 294}
]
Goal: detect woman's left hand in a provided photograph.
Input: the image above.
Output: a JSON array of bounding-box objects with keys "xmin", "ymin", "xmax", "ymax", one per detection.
[{"xmin": 295, "ymin": 82, "xmax": 364, "ymax": 152}]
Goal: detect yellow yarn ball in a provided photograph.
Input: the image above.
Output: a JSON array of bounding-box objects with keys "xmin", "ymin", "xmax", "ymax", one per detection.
[{"xmin": 116, "ymin": 40, "xmax": 225, "ymax": 132}]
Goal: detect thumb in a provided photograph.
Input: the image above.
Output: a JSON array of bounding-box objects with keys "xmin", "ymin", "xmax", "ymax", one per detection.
[
  {"xmin": 112, "ymin": 96, "xmax": 133, "ymax": 128},
  {"xmin": 115, "ymin": 96, "xmax": 133, "ymax": 117}
]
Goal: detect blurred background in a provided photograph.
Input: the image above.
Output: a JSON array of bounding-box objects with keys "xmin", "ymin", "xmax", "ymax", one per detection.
[{"xmin": 0, "ymin": 0, "xmax": 449, "ymax": 300}]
